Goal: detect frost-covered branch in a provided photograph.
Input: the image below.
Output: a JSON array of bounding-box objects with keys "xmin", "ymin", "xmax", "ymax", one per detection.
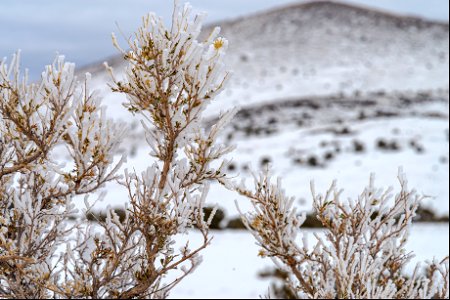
[
  {"xmin": 235, "ymin": 169, "xmax": 449, "ymax": 299},
  {"xmin": 63, "ymin": 1, "xmax": 236, "ymax": 298},
  {"xmin": 0, "ymin": 53, "xmax": 125, "ymax": 298},
  {"xmin": 2, "ymin": 1, "xmax": 234, "ymax": 298}
]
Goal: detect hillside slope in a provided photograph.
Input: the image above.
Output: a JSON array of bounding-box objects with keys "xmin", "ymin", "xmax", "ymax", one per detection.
[
  {"xmin": 210, "ymin": 0, "xmax": 449, "ymax": 113},
  {"xmin": 81, "ymin": 0, "xmax": 449, "ymax": 118}
]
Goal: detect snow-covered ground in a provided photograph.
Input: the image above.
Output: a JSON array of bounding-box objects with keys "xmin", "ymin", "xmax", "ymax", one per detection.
[{"xmin": 73, "ymin": 96, "xmax": 449, "ymax": 218}]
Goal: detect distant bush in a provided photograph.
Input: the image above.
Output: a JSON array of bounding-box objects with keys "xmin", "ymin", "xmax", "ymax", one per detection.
[
  {"xmin": 377, "ymin": 138, "xmax": 401, "ymax": 151},
  {"xmin": 353, "ymin": 139, "xmax": 366, "ymax": 153},
  {"xmin": 260, "ymin": 156, "xmax": 272, "ymax": 167},
  {"xmin": 226, "ymin": 217, "xmax": 247, "ymax": 230},
  {"xmin": 307, "ymin": 155, "xmax": 320, "ymax": 167}
]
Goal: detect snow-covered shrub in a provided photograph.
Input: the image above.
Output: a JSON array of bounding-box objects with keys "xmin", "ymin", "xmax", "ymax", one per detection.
[
  {"xmin": 95, "ymin": 2, "xmax": 234, "ymax": 298},
  {"xmin": 0, "ymin": 53, "xmax": 125, "ymax": 298},
  {"xmin": 2, "ymin": 1, "xmax": 447, "ymax": 299},
  {"xmin": 1, "ymin": 1, "xmax": 234, "ymax": 298},
  {"xmin": 234, "ymin": 169, "xmax": 449, "ymax": 299}
]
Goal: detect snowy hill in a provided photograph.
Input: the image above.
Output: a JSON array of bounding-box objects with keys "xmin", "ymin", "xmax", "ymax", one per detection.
[
  {"xmin": 211, "ymin": 0, "xmax": 449, "ymax": 113},
  {"xmin": 81, "ymin": 0, "xmax": 449, "ymax": 117}
]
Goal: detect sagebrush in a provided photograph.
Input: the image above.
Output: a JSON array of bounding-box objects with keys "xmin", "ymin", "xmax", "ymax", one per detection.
[
  {"xmin": 0, "ymin": 1, "xmax": 448, "ymax": 299},
  {"xmin": 1, "ymin": 2, "xmax": 233, "ymax": 298},
  {"xmin": 233, "ymin": 169, "xmax": 449, "ymax": 298}
]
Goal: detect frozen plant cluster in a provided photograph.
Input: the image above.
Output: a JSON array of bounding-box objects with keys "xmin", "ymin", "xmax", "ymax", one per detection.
[
  {"xmin": 98, "ymin": 1, "xmax": 235, "ymax": 298},
  {"xmin": 0, "ymin": 1, "xmax": 449, "ymax": 299},
  {"xmin": 235, "ymin": 169, "xmax": 449, "ymax": 299},
  {"xmin": 1, "ymin": 1, "xmax": 234, "ymax": 298},
  {"xmin": 0, "ymin": 53, "xmax": 125, "ymax": 297}
]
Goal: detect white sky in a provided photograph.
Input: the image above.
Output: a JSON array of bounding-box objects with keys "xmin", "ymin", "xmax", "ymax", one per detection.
[{"xmin": 0, "ymin": 0, "xmax": 448, "ymax": 79}]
